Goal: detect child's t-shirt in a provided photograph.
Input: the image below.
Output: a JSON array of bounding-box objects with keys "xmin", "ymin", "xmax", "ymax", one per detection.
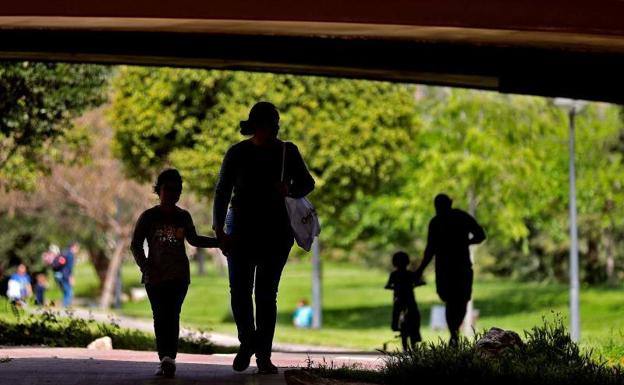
[
  {"xmin": 387, "ymin": 270, "xmax": 418, "ymax": 303},
  {"xmin": 7, "ymin": 273, "xmax": 30, "ymax": 300},
  {"xmin": 131, "ymin": 206, "xmax": 197, "ymax": 285}
]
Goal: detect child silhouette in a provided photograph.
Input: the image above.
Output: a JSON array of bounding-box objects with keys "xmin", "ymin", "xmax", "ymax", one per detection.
[
  {"xmin": 131, "ymin": 169, "xmax": 218, "ymax": 378},
  {"xmin": 385, "ymin": 251, "xmax": 424, "ymax": 351}
]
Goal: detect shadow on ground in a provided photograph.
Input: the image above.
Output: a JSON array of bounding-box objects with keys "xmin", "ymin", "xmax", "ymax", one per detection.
[{"xmin": 0, "ymin": 357, "xmax": 284, "ymax": 385}]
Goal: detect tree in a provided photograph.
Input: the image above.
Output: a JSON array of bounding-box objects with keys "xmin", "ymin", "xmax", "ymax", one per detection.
[
  {"xmin": 47, "ymin": 109, "xmax": 153, "ymax": 308},
  {"xmin": 110, "ymin": 68, "xmax": 624, "ymax": 284},
  {"xmin": 109, "ymin": 67, "xmax": 419, "ymax": 228},
  {"xmin": 0, "ymin": 61, "xmax": 109, "ymax": 190},
  {"xmin": 0, "ymin": 107, "xmax": 153, "ymax": 307},
  {"xmin": 339, "ymin": 89, "xmax": 624, "ymax": 283}
]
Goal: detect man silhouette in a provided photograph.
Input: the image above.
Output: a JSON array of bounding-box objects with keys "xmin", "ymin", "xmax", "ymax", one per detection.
[{"xmin": 415, "ymin": 193, "xmax": 486, "ymax": 345}]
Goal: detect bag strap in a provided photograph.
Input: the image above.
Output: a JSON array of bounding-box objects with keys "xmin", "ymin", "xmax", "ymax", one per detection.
[{"xmin": 281, "ymin": 141, "xmax": 287, "ymax": 182}]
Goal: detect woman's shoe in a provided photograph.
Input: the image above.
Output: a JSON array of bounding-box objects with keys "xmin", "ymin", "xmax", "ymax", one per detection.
[
  {"xmin": 159, "ymin": 356, "xmax": 176, "ymax": 378},
  {"xmin": 232, "ymin": 346, "xmax": 254, "ymax": 372},
  {"xmin": 256, "ymin": 358, "xmax": 278, "ymax": 374}
]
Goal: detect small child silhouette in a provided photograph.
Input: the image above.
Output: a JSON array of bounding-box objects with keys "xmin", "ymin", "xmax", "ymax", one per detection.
[
  {"xmin": 131, "ymin": 169, "xmax": 218, "ymax": 378},
  {"xmin": 385, "ymin": 251, "xmax": 425, "ymax": 351}
]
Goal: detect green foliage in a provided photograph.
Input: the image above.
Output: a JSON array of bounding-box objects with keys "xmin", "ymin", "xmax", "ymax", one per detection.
[
  {"xmin": 0, "ymin": 308, "xmax": 226, "ymax": 354},
  {"xmin": 340, "ymin": 89, "xmax": 624, "ymax": 282},
  {"xmin": 0, "ymin": 207, "xmax": 105, "ymax": 272},
  {"xmin": 0, "ymin": 213, "xmax": 54, "ymax": 270},
  {"xmin": 0, "ymin": 62, "xmax": 109, "ymax": 190},
  {"xmin": 110, "ymin": 67, "xmax": 624, "ymax": 283},
  {"xmin": 109, "ymin": 67, "xmax": 419, "ymax": 220},
  {"xmin": 311, "ymin": 317, "xmax": 623, "ymax": 385}
]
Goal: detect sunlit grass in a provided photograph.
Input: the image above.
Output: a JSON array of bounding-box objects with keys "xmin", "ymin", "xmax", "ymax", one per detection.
[{"xmin": 34, "ymin": 259, "xmax": 624, "ymax": 360}]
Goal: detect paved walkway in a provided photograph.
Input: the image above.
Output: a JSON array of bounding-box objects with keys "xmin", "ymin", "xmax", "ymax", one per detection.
[
  {"xmin": 8, "ymin": 308, "xmax": 384, "ymax": 384},
  {"xmin": 0, "ymin": 347, "xmax": 384, "ymax": 385},
  {"xmin": 64, "ymin": 308, "xmax": 363, "ymax": 354}
]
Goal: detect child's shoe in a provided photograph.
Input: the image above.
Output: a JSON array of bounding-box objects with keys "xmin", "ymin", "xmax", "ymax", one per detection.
[{"xmin": 158, "ymin": 356, "xmax": 176, "ymax": 378}]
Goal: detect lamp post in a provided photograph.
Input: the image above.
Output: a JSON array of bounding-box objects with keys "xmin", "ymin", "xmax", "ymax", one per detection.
[
  {"xmin": 554, "ymin": 98, "xmax": 587, "ymax": 342},
  {"xmin": 311, "ymin": 236, "xmax": 322, "ymax": 328}
]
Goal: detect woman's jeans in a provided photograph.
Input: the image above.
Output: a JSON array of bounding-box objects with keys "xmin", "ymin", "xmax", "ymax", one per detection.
[
  {"xmin": 34, "ymin": 285, "xmax": 45, "ymax": 306},
  {"xmin": 146, "ymin": 280, "xmax": 189, "ymax": 360},
  {"xmin": 227, "ymin": 235, "xmax": 293, "ymax": 360},
  {"xmin": 54, "ymin": 272, "xmax": 73, "ymax": 307}
]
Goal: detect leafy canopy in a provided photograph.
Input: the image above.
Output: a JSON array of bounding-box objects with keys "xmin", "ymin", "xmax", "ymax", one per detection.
[
  {"xmin": 0, "ymin": 62, "xmax": 109, "ymax": 190},
  {"xmin": 109, "ymin": 67, "xmax": 419, "ymax": 218}
]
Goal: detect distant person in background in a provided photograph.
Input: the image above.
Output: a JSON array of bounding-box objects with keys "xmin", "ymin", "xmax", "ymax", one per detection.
[
  {"xmin": 385, "ymin": 251, "xmax": 424, "ymax": 351},
  {"xmin": 39, "ymin": 246, "xmax": 59, "ymax": 306},
  {"xmin": 292, "ymin": 299, "xmax": 313, "ymax": 328},
  {"xmin": 7, "ymin": 263, "xmax": 32, "ymax": 306},
  {"xmin": 33, "ymin": 271, "xmax": 48, "ymax": 306},
  {"xmin": 131, "ymin": 168, "xmax": 218, "ymax": 378},
  {"xmin": 42, "ymin": 245, "xmax": 60, "ymax": 267},
  {"xmin": 54, "ymin": 242, "xmax": 78, "ymax": 308},
  {"xmin": 415, "ymin": 194, "xmax": 486, "ymax": 346}
]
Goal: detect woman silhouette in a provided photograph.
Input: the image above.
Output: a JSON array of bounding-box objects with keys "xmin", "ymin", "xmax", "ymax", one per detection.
[{"xmin": 213, "ymin": 101, "xmax": 315, "ymax": 374}]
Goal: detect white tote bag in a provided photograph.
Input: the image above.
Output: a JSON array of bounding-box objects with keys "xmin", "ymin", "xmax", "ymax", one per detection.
[{"xmin": 282, "ymin": 142, "xmax": 321, "ymax": 251}]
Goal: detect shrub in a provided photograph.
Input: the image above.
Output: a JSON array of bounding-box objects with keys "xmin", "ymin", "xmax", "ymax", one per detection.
[
  {"xmin": 0, "ymin": 309, "xmax": 229, "ymax": 354},
  {"xmin": 311, "ymin": 316, "xmax": 623, "ymax": 385}
]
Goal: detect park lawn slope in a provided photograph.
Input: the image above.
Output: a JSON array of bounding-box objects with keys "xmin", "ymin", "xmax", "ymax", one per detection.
[{"xmin": 63, "ymin": 260, "xmax": 624, "ymax": 360}]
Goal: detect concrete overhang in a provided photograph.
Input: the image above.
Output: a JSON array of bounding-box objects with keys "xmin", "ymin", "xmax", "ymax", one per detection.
[{"xmin": 1, "ymin": 1, "xmax": 623, "ymax": 103}]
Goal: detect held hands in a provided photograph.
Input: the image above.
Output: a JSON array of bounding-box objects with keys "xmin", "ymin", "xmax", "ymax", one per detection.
[
  {"xmin": 216, "ymin": 228, "xmax": 235, "ymax": 256},
  {"xmin": 413, "ymin": 268, "xmax": 426, "ymax": 286},
  {"xmin": 414, "ymin": 274, "xmax": 427, "ymax": 287}
]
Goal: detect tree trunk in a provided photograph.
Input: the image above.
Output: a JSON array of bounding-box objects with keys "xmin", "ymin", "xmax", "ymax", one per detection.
[
  {"xmin": 584, "ymin": 235, "xmax": 602, "ymax": 284},
  {"xmin": 605, "ymin": 233, "xmax": 616, "ymax": 284},
  {"xmin": 196, "ymin": 248, "xmax": 206, "ymax": 276},
  {"xmin": 463, "ymin": 186, "xmax": 478, "ymax": 336},
  {"xmin": 208, "ymin": 248, "xmax": 228, "ymax": 276},
  {"xmin": 86, "ymin": 244, "xmax": 109, "ymax": 289},
  {"xmin": 99, "ymin": 238, "xmax": 127, "ymax": 309}
]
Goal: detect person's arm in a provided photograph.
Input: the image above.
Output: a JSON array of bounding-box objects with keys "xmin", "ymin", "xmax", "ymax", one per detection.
[
  {"xmin": 384, "ymin": 272, "xmax": 395, "ymax": 290},
  {"xmin": 286, "ymin": 143, "xmax": 315, "ymax": 198},
  {"xmin": 415, "ymin": 220, "xmax": 436, "ymax": 276},
  {"xmin": 184, "ymin": 211, "xmax": 219, "ymax": 248},
  {"xmin": 213, "ymin": 146, "xmax": 236, "ymax": 238},
  {"xmin": 416, "ymin": 248, "xmax": 434, "ymax": 277},
  {"xmin": 467, "ymin": 214, "xmax": 486, "ymax": 245},
  {"xmin": 26, "ymin": 277, "xmax": 33, "ymax": 297},
  {"xmin": 130, "ymin": 211, "xmax": 149, "ymax": 273}
]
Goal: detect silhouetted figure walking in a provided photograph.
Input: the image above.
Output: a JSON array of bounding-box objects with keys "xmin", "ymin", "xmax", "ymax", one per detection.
[
  {"xmin": 213, "ymin": 102, "xmax": 315, "ymax": 374},
  {"xmin": 131, "ymin": 169, "xmax": 218, "ymax": 378},
  {"xmin": 415, "ymin": 194, "xmax": 486, "ymax": 346},
  {"xmin": 385, "ymin": 251, "xmax": 423, "ymax": 351}
]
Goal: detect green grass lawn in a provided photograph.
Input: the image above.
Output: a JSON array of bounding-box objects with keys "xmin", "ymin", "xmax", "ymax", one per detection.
[{"xmin": 37, "ymin": 259, "xmax": 624, "ymax": 361}]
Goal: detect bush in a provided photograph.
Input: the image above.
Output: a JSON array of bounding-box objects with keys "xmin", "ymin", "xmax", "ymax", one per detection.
[
  {"xmin": 311, "ymin": 316, "xmax": 623, "ymax": 385},
  {"xmin": 0, "ymin": 309, "xmax": 230, "ymax": 354}
]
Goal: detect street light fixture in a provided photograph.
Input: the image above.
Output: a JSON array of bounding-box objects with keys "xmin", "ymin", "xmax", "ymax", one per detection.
[{"xmin": 553, "ymin": 98, "xmax": 587, "ymax": 342}]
